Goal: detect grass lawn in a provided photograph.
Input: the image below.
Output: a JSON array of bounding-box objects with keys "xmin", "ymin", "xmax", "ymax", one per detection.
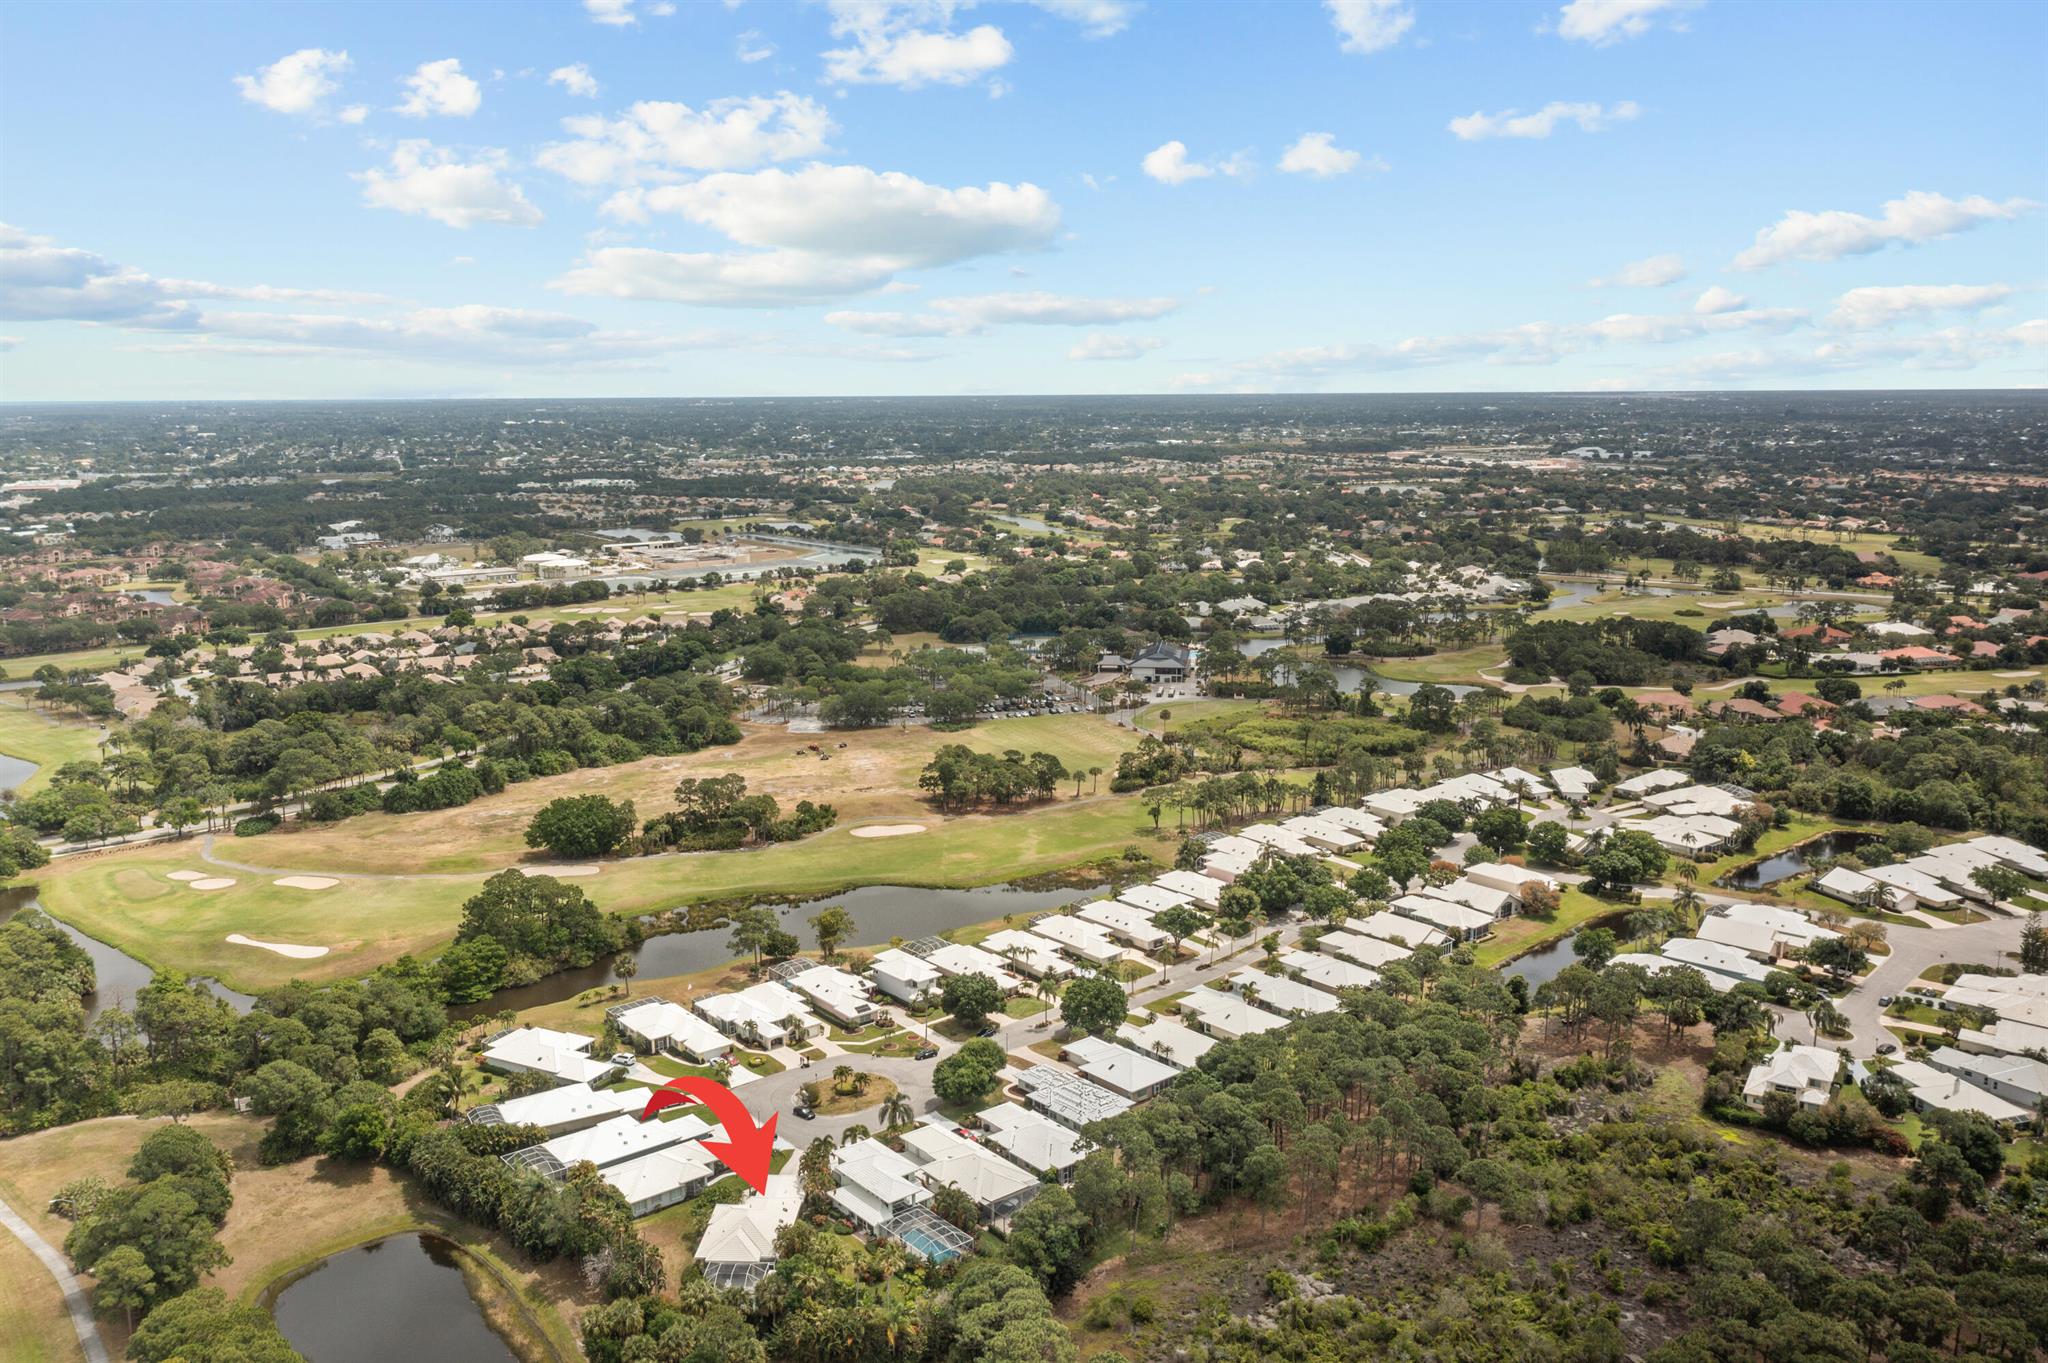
[
  {"xmin": 0, "ymin": 1226, "xmax": 81, "ymax": 1363},
  {"xmin": 0, "ymin": 695, "xmax": 106, "ymax": 796},
  {"xmin": 837, "ymin": 1031, "xmax": 927, "ymax": 1058},
  {"xmin": 804, "ymin": 1074, "xmax": 896, "ymax": 1117},
  {"xmin": 1366, "ymin": 646, "xmax": 1515, "ymax": 687},
  {"xmin": 28, "ymin": 753, "xmax": 1166, "ymax": 992},
  {"xmin": 0, "ymin": 1113, "xmax": 587, "ymax": 1361},
  {"xmin": 1003, "ymin": 995, "xmax": 1050, "ymax": 1018},
  {"xmin": 1474, "ymin": 888, "xmax": 1631, "ymax": 969},
  {"xmin": 1132, "ymin": 699, "xmax": 1269, "ymax": 734}
]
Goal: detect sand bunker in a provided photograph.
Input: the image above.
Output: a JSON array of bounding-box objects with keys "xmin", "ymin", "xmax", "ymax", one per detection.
[
  {"xmin": 226, "ymin": 933, "xmax": 330, "ymax": 959},
  {"xmin": 1700, "ymin": 599, "xmax": 1747, "ymax": 608},
  {"xmin": 189, "ymin": 877, "xmax": 237, "ymax": 891},
  {"xmin": 1995, "ymin": 670, "xmax": 2038, "ymax": 679},
  {"xmin": 166, "ymin": 870, "xmax": 208, "ymax": 882},
  {"xmin": 851, "ymin": 824, "xmax": 927, "ymax": 838},
  {"xmin": 273, "ymin": 875, "xmax": 340, "ymax": 890},
  {"xmin": 522, "ymin": 864, "xmax": 600, "ymax": 877}
]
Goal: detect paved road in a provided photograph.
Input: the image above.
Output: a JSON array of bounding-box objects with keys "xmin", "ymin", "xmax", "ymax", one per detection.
[
  {"xmin": 0, "ymin": 1192, "xmax": 109, "ymax": 1363},
  {"xmin": 1829, "ymin": 912, "xmax": 2028, "ymax": 1059}
]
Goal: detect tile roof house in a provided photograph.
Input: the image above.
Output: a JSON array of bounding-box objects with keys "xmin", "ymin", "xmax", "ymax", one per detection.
[{"xmin": 1742, "ymin": 1045, "xmax": 1839, "ymax": 1110}]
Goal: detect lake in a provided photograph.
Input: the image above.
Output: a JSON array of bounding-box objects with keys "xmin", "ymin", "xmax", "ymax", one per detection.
[
  {"xmin": 458, "ymin": 878, "xmax": 1105, "ymax": 1016},
  {"xmin": 0, "ymin": 885, "xmax": 254, "ymax": 1021},
  {"xmin": 269, "ymin": 1233, "xmax": 521, "ymax": 1363},
  {"xmin": 0, "ymin": 751, "xmax": 35, "ymax": 793},
  {"xmin": 1500, "ymin": 931, "xmax": 1584, "ymax": 987},
  {"xmin": 1716, "ymin": 831, "xmax": 1874, "ymax": 890}
]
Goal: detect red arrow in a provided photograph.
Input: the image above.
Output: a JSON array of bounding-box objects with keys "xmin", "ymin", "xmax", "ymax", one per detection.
[{"xmin": 639, "ymin": 1076, "xmax": 778, "ymax": 1194}]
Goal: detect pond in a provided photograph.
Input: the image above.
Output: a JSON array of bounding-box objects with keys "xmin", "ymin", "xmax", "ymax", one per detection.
[
  {"xmin": 0, "ymin": 750, "xmax": 35, "ymax": 793},
  {"xmin": 458, "ymin": 878, "xmax": 1105, "ymax": 1017},
  {"xmin": 0, "ymin": 885, "xmax": 254, "ymax": 1021},
  {"xmin": 269, "ymin": 1233, "xmax": 522, "ymax": 1363},
  {"xmin": 1239, "ymin": 640, "xmax": 1479, "ymax": 699},
  {"xmin": 1500, "ymin": 931, "xmax": 1583, "ymax": 988},
  {"xmin": 1715, "ymin": 831, "xmax": 1875, "ymax": 890}
]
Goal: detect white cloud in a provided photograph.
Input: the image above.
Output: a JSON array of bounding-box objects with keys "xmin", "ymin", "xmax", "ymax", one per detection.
[
  {"xmin": 736, "ymin": 30, "xmax": 776, "ymax": 62},
  {"xmin": 397, "ymin": 58, "xmax": 482, "ymax": 118},
  {"xmin": 1027, "ymin": 0, "xmax": 1140, "ymax": 38},
  {"xmin": 357, "ymin": 143, "xmax": 542, "ymax": 229},
  {"xmin": 1278, "ymin": 132, "xmax": 1382, "ymax": 178},
  {"xmin": 1449, "ymin": 100, "xmax": 1639, "ymax": 140},
  {"xmin": 1733, "ymin": 190, "xmax": 2038, "ymax": 270},
  {"xmin": 823, "ymin": 3, "xmax": 1013, "ymax": 88},
  {"xmin": 548, "ymin": 63, "xmax": 600, "ymax": 98},
  {"xmin": 554, "ymin": 163, "xmax": 1061, "ymax": 307},
  {"xmin": 1141, "ymin": 140, "xmax": 1248, "ymax": 185},
  {"xmin": 0, "ymin": 336, "xmax": 18, "ymax": 352},
  {"xmin": 1556, "ymin": 0, "xmax": 1698, "ymax": 45},
  {"xmin": 826, "ymin": 290, "xmax": 1178, "ymax": 335},
  {"xmin": 1589, "ymin": 253, "xmax": 1685, "ymax": 288},
  {"xmin": 537, "ymin": 93, "xmax": 835, "ymax": 186},
  {"xmin": 1069, "ymin": 332, "xmax": 1164, "ymax": 360},
  {"xmin": 233, "ymin": 48, "xmax": 352, "ymax": 117},
  {"xmin": 1812, "ymin": 320, "xmax": 2046, "ymax": 371},
  {"xmin": 584, "ymin": 0, "xmax": 646, "ymax": 24},
  {"xmin": 1826, "ymin": 283, "xmax": 2013, "ymax": 330},
  {"xmin": 1325, "ymin": 0, "xmax": 1414, "ymax": 54},
  {"xmin": 338, "ymin": 104, "xmax": 369, "ymax": 125},
  {"xmin": 1693, "ymin": 284, "xmax": 1745, "ymax": 314}
]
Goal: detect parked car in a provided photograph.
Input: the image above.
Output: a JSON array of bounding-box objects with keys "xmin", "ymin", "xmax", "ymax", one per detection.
[
  {"xmin": 915, "ymin": 1045, "xmax": 939, "ymax": 1060},
  {"xmin": 610, "ymin": 1052, "xmax": 635, "ymax": 1068},
  {"xmin": 1877, "ymin": 996, "xmax": 1893, "ymax": 1006},
  {"xmin": 1876, "ymin": 1043, "xmax": 1898, "ymax": 1055},
  {"xmin": 793, "ymin": 1101, "xmax": 816, "ymax": 1119},
  {"xmin": 975, "ymin": 1022, "xmax": 999, "ymax": 1038}
]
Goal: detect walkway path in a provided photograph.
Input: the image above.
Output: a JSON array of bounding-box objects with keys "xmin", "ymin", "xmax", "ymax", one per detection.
[{"xmin": 0, "ymin": 1192, "xmax": 107, "ymax": 1363}]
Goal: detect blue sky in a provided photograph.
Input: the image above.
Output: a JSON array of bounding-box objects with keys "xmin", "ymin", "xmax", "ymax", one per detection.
[{"xmin": 2, "ymin": 0, "xmax": 2043, "ymax": 399}]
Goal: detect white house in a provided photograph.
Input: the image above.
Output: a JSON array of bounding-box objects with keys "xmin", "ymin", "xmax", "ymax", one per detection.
[
  {"xmin": 609, "ymin": 999, "xmax": 734, "ymax": 1063},
  {"xmin": 1461, "ymin": 863, "xmax": 1560, "ymax": 902},
  {"xmin": 1062, "ymin": 1035, "xmax": 1179, "ymax": 1099},
  {"xmin": 895, "ymin": 1119, "xmax": 1043, "ymax": 1222},
  {"xmin": 1882, "ymin": 1060, "xmax": 2030, "ymax": 1125},
  {"xmin": 1153, "ymin": 870, "xmax": 1222, "ymax": 908},
  {"xmin": 696, "ymin": 982, "xmax": 818, "ymax": 1048},
  {"xmin": 976, "ymin": 1104, "xmax": 1091, "ymax": 1181},
  {"xmin": 1312, "ymin": 929, "xmax": 1412, "ymax": 969},
  {"xmin": 1641, "ymin": 784, "xmax": 1751, "ymax": 819},
  {"xmin": 1075, "ymin": 900, "xmax": 1170, "ymax": 951},
  {"xmin": 1238, "ymin": 823, "xmax": 1321, "ymax": 857},
  {"xmin": 870, "ymin": 948, "xmax": 944, "ymax": 1005},
  {"xmin": 1660, "ymin": 936, "xmax": 1776, "ymax": 987},
  {"xmin": 980, "ymin": 930, "xmax": 1078, "ymax": 979},
  {"xmin": 1279, "ymin": 815, "xmax": 1368, "ymax": 853},
  {"xmin": 1926, "ymin": 1046, "xmax": 2048, "ymax": 1111},
  {"xmin": 480, "ymin": 1027, "xmax": 618, "ymax": 1087},
  {"xmin": 695, "ymin": 1174, "xmax": 804, "ymax": 1290},
  {"xmin": 1351, "ymin": 911, "xmax": 1450, "ymax": 950},
  {"xmin": 468, "ymin": 1084, "xmax": 644, "ymax": 1136},
  {"xmin": 922, "ymin": 941, "xmax": 1026, "ymax": 995},
  {"xmin": 1431, "ymin": 879, "xmax": 1516, "ymax": 920},
  {"xmin": 1119, "ymin": 1016, "xmax": 1217, "ymax": 1070},
  {"xmin": 784, "ymin": 966, "xmax": 880, "ymax": 1029},
  {"xmin": 1742, "ymin": 1045, "xmax": 1839, "ymax": 1110},
  {"xmin": 1547, "ymin": 766, "xmax": 1598, "ymax": 801},
  {"xmin": 1011, "ymin": 1064, "xmax": 1135, "ymax": 1128},
  {"xmin": 1313, "ymin": 806, "xmax": 1386, "ymax": 841},
  {"xmin": 1229, "ymin": 968, "xmax": 1341, "ymax": 1018},
  {"xmin": 605, "ymin": 1141, "xmax": 723, "ymax": 1218},
  {"xmin": 1392, "ymin": 894, "xmax": 1495, "ymax": 941},
  {"xmin": 1280, "ymin": 948, "xmax": 1380, "ymax": 994},
  {"xmin": 1178, "ymin": 987, "xmax": 1288, "ymax": 1040},
  {"xmin": 1117, "ymin": 883, "xmax": 1194, "ymax": 916},
  {"xmin": 1621, "ymin": 813, "xmax": 1743, "ymax": 857},
  {"xmin": 832, "ymin": 1137, "xmax": 931, "ymax": 1232},
  {"xmin": 1029, "ymin": 913, "xmax": 1126, "ymax": 965},
  {"xmin": 1613, "ymin": 769, "xmax": 1691, "ymax": 799},
  {"xmin": 1814, "ymin": 865, "xmax": 1896, "ymax": 911}
]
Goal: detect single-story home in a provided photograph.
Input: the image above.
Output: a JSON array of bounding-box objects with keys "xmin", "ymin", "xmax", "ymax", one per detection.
[
  {"xmin": 480, "ymin": 1027, "xmax": 618, "ymax": 1087},
  {"xmin": 1391, "ymin": 894, "xmax": 1495, "ymax": 941},
  {"xmin": 921, "ymin": 941, "xmax": 1027, "ymax": 995},
  {"xmin": 870, "ymin": 948, "xmax": 945, "ymax": 1005},
  {"xmin": 1350, "ymin": 911, "xmax": 1451, "ymax": 950},
  {"xmin": 1279, "ymin": 948, "xmax": 1379, "ymax": 994},
  {"xmin": 980, "ymin": 929, "xmax": 1079, "ymax": 979},
  {"xmin": 1152, "ymin": 870, "xmax": 1222, "ymax": 908},
  {"xmin": 695, "ymin": 1174, "xmax": 804, "ymax": 1290},
  {"xmin": 1925, "ymin": 1046, "xmax": 2048, "ymax": 1111},
  {"xmin": 696, "ymin": 982, "xmax": 820, "ymax": 1049},
  {"xmin": 1075, "ymin": 900, "xmax": 1170, "ymax": 951},
  {"xmin": 784, "ymin": 965, "xmax": 880, "ymax": 1029},
  {"xmin": 896, "ymin": 1119, "xmax": 1044, "ymax": 1223},
  {"xmin": 1311, "ymin": 928, "xmax": 1413, "ymax": 969},
  {"xmin": 1229, "ymin": 968, "xmax": 1341, "ymax": 1018},
  {"xmin": 467, "ymin": 1083, "xmax": 644, "ymax": 1136},
  {"xmin": 609, "ymin": 999, "xmax": 734, "ymax": 1063},
  {"xmin": 1010, "ymin": 1064, "xmax": 1134, "ymax": 1128},
  {"xmin": 1029, "ymin": 914, "xmax": 1126, "ymax": 965},
  {"xmin": 976, "ymin": 1103, "xmax": 1091, "ymax": 1181},
  {"xmin": 1882, "ymin": 1059, "xmax": 2030, "ymax": 1125},
  {"xmin": 1742, "ymin": 1045, "xmax": 1839, "ymax": 1110},
  {"xmin": 1118, "ymin": 1016, "xmax": 1217, "ymax": 1070},
  {"xmin": 1062, "ymin": 1035, "xmax": 1180, "ymax": 1099},
  {"xmin": 1178, "ymin": 986, "xmax": 1289, "ymax": 1040}
]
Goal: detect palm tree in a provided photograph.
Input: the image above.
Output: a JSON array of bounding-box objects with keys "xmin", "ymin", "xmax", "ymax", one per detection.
[
  {"xmin": 1088, "ymin": 765, "xmax": 1103, "ymax": 795},
  {"xmin": 880, "ymin": 1090, "xmax": 912, "ymax": 1129},
  {"xmin": 832, "ymin": 1062, "xmax": 854, "ymax": 1095},
  {"xmin": 839, "ymin": 1123, "xmax": 872, "ymax": 1147},
  {"xmin": 614, "ymin": 951, "xmax": 639, "ymax": 997}
]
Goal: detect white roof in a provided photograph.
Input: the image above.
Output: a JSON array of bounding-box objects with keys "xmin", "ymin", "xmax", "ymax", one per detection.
[
  {"xmin": 482, "ymin": 1027, "xmax": 612, "ymax": 1084},
  {"xmin": 834, "ymin": 1137, "xmax": 927, "ymax": 1208},
  {"xmin": 1431, "ymin": 880, "xmax": 1514, "ymax": 918},
  {"xmin": 1118, "ymin": 883, "xmax": 1193, "ymax": 915},
  {"xmin": 922, "ymin": 942, "xmax": 1025, "ymax": 993},
  {"xmin": 1352, "ymin": 911, "xmax": 1450, "ymax": 949},
  {"xmin": 1927, "ymin": 1047, "xmax": 2048, "ymax": 1102},
  {"xmin": 1884, "ymin": 1060, "xmax": 2030, "ymax": 1123},
  {"xmin": 1660, "ymin": 937, "xmax": 1774, "ymax": 984},
  {"xmin": 476, "ymin": 1084, "xmax": 643, "ymax": 1133},
  {"xmin": 1392, "ymin": 895, "xmax": 1494, "ymax": 933},
  {"xmin": 1076, "ymin": 899, "xmax": 1169, "ymax": 946},
  {"xmin": 603, "ymin": 1142, "xmax": 719, "ymax": 1206},
  {"xmin": 1488, "ymin": 766, "xmax": 1549, "ymax": 793},
  {"xmin": 1864, "ymin": 863, "xmax": 1961, "ymax": 905},
  {"xmin": 1613, "ymin": 769, "xmax": 1691, "ymax": 796},
  {"xmin": 1237, "ymin": 824, "xmax": 1319, "ymax": 857},
  {"xmin": 1641, "ymin": 784, "xmax": 1748, "ymax": 818},
  {"xmin": 1206, "ymin": 834, "xmax": 1266, "ymax": 859},
  {"xmin": 1279, "ymin": 815, "xmax": 1366, "ymax": 849},
  {"xmin": 1715, "ymin": 901, "xmax": 1839, "ymax": 946},
  {"xmin": 1178, "ymin": 987, "xmax": 1287, "ymax": 1037},
  {"xmin": 980, "ymin": 930, "xmax": 1078, "ymax": 978},
  {"xmin": 1696, "ymin": 916, "xmax": 1781, "ymax": 958},
  {"xmin": 1967, "ymin": 834, "xmax": 2048, "ymax": 877},
  {"xmin": 1280, "ymin": 948, "xmax": 1380, "ymax": 993},
  {"xmin": 1814, "ymin": 866, "xmax": 1878, "ymax": 901},
  {"xmin": 1229, "ymin": 968, "xmax": 1341, "ymax": 1016},
  {"xmin": 1743, "ymin": 1045, "xmax": 1838, "ymax": 1104},
  {"xmin": 1312, "ymin": 929, "xmax": 1412, "ymax": 969},
  {"xmin": 897, "ymin": 1120, "xmax": 1041, "ymax": 1206},
  {"xmin": 697, "ymin": 1175, "xmax": 803, "ymax": 1266},
  {"xmin": 1064, "ymin": 1035, "xmax": 1180, "ymax": 1094},
  {"xmin": 612, "ymin": 999, "xmax": 732, "ymax": 1057},
  {"xmin": 784, "ymin": 965, "xmax": 874, "ymax": 1017},
  {"xmin": 1313, "ymin": 807, "xmax": 1386, "ymax": 838},
  {"xmin": 977, "ymin": 1104, "xmax": 1091, "ymax": 1173},
  {"xmin": 871, "ymin": 947, "xmax": 943, "ymax": 986},
  {"xmin": 1118, "ymin": 1016, "xmax": 1217, "ymax": 1069},
  {"xmin": 1153, "ymin": 870, "xmax": 1222, "ymax": 905},
  {"xmin": 539, "ymin": 1112, "xmax": 711, "ymax": 1170},
  {"xmin": 1462, "ymin": 862, "xmax": 1559, "ymax": 894},
  {"xmin": 1548, "ymin": 766, "xmax": 1597, "ymax": 795},
  {"xmin": 1030, "ymin": 914, "xmax": 1124, "ymax": 962}
]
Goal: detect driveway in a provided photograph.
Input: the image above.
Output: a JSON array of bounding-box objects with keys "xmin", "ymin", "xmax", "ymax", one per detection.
[{"xmin": 1829, "ymin": 912, "xmax": 2029, "ymax": 1058}]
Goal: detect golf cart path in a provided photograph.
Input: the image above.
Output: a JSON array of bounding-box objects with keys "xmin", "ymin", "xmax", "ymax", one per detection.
[{"xmin": 0, "ymin": 1190, "xmax": 108, "ymax": 1363}]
